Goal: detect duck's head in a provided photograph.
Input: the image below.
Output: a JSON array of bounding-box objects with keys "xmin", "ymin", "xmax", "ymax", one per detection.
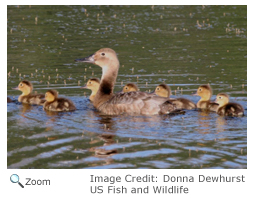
[
  {"xmin": 194, "ymin": 85, "xmax": 212, "ymax": 101},
  {"xmin": 122, "ymin": 83, "xmax": 138, "ymax": 92},
  {"xmin": 155, "ymin": 84, "xmax": 171, "ymax": 98},
  {"xmin": 82, "ymin": 78, "xmax": 100, "ymax": 92},
  {"xmin": 45, "ymin": 90, "xmax": 58, "ymax": 102},
  {"xmin": 12, "ymin": 80, "xmax": 33, "ymax": 96},
  {"xmin": 215, "ymin": 93, "xmax": 229, "ymax": 107},
  {"xmin": 75, "ymin": 48, "xmax": 119, "ymax": 69}
]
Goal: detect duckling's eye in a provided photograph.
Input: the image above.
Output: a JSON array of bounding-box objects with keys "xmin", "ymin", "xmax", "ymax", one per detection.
[
  {"xmin": 157, "ymin": 88, "xmax": 160, "ymax": 91},
  {"xmin": 125, "ymin": 87, "xmax": 128, "ymax": 90},
  {"xmin": 219, "ymin": 96, "xmax": 222, "ymax": 99},
  {"xmin": 19, "ymin": 83, "xmax": 23, "ymax": 87},
  {"xmin": 101, "ymin": 52, "xmax": 105, "ymax": 56},
  {"xmin": 89, "ymin": 81, "xmax": 92, "ymax": 84},
  {"xmin": 199, "ymin": 88, "xmax": 202, "ymax": 91}
]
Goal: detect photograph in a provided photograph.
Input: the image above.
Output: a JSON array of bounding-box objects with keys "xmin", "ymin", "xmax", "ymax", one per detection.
[{"xmin": 7, "ymin": 5, "xmax": 247, "ymax": 169}]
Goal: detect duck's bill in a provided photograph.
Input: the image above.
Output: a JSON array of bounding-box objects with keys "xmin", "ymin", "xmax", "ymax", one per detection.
[
  {"xmin": 12, "ymin": 87, "xmax": 19, "ymax": 90},
  {"xmin": 75, "ymin": 54, "xmax": 95, "ymax": 63}
]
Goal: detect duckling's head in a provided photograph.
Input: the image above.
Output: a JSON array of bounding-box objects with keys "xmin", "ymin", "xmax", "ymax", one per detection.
[
  {"xmin": 195, "ymin": 84, "xmax": 212, "ymax": 101},
  {"xmin": 13, "ymin": 80, "xmax": 33, "ymax": 96},
  {"xmin": 75, "ymin": 48, "xmax": 119, "ymax": 69},
  {"xmin": 45, "ymin": 90, "xmax": 58, "ymax": 102},
  {"xmin": 215, "ymin": 93, "xmax": 229, "ymax": 107},
  {"xmin": 83, "ymin": 78, "xmax": 100, "ymax": 92},
  {"xmin": 155, "ymin": 84, "xmax": 171, "ymax": 98},
  {"xmin": 122, "ymin": 83, "xmax": 138, "ymax": 92}
]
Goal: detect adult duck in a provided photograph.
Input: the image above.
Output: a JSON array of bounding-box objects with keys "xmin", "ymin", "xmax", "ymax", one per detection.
[{"xmin": 75, "ymin": 48, "xmax": 178, "ymax": 115}]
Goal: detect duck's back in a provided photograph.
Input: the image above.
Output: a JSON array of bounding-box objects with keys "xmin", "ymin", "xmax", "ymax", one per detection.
[
  {"xmin": 18, "ymin": 94, "xmax": 45, "ymax": 105},
  {"xmin": 208, "ymin": 102, "xmax": 219, "ymax": 112},
  {"xmin": 44, "ymin": 98, "xmax": 76, "ymax": 111},
  {"xmin": 97, "ymin": 91, "xmax": 175, "ymax": 115},
  {"xmin": 197, "ymin": 100, "xmax": 218, "ymax": 111},
  {"xmin": 171, "ymin": 98, "xmax": 196, "ymax": 110},
  {"xmin": 217, "ymin": 102, "xmax": 244, "ymax": 116}
]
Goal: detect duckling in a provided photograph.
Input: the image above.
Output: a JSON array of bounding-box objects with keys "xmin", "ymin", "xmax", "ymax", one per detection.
[
  {"xmin": 12, "ymin": 80, "xmax": 45, "ymax": 105},
  {"xmin": 122, "ymin": 83, "xmax": 139, "ymax": 92},
  {"xmin": 155, "ymin": 84, "xmax": 196, "ymax": 110},
  {"xmin": 215, "ymin": 93, "xmax": 244, "ymax": 116},
  {"xmin": 43, "ymin": 89, "xmax": 76, "ymax": 111},
  {"xmin": 195, "ymin": 84, "xmax": 218, "ymax": 111},
  {"xmin": 7, "ymin": 97, "xmax": 12, "ymax": 103},
  {"xmin": 81, "ymin": 78, "xmax": 100, "ymax": 101},
  {"xmin": 75, "ymin": 48, "xmax": 178, "ymax": 115}
]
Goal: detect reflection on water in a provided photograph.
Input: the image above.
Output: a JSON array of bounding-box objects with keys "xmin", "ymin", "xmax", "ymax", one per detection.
[{"xmin": 7, "ymin": 5, "xmax": 246, "ymax": 169}]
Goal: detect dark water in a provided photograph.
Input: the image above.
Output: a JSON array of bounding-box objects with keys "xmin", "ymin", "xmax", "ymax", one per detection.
[{"xmin": 7, "ymin": 5, "xmax": 247, "ymax": 169}]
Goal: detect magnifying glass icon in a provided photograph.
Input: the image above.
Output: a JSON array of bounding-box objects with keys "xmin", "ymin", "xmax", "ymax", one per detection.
[{"xmin": 10, "ymin": 174, "xmax": 24, "ymax": 188}]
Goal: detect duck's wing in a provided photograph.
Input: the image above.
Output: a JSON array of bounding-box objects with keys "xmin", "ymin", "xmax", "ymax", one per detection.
[{"xmin": 99, "ymin": 91, "xmax": 175, "ymax": 115}]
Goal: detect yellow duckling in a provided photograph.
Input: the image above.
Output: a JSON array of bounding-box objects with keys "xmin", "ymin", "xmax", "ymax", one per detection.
[
  {"xmin": 81, "ymin": 78, "xmax": 100, "ymax": 101},
  {"xmin": 215, "ymin": 93, "xmax": 244, "ymax": 116},
  {"xmin": 12, "ymin": 80, "xmax": 45, "ymax": 105},
  {"xmin": 155, "ymin": 84, "xmax": 196, "ymax": 110},
  {"xmin": 122, "ymin": 83, "xmax": 139, "ymax": 92},
  {"xmin": 195, "ymin": 84, "xmax": 218, "ymax": 111},
  {"xmin": 43, "ymin": 90, "xmax": 76, "ymax": 111}
]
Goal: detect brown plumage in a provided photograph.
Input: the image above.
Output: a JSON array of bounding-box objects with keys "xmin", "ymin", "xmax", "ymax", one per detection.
[
  {"xmin": 43, "ymin": 89, "xmax": 76, "ymax": 112},
  {"xmin": 155, "ymin": 84, "xmax": 196, "ymax": 110},
  {"xmin": 7, "ymin": 97, "xmax": 12, "ymax": 103},
  {"xmin": 122, "ymin": 83, "xmax": 139, "ymax": 92},
  {"xmin": 75, "ymin": 48, "xmax": 178, "ymax": 115},
  {"xmin": 194, "ymin": 84, "xmax": 218, "ymax": 111},
  {"xmin": 215, "ymin": 93, "xmax": 244, "ymax": 116},
  {"xmin": 12, "ymin": 80, "xmax": 45, "ymax": 105},
  {"xmin": 81, "ymin": 78, "xmax": 100, "ymax": 101}
]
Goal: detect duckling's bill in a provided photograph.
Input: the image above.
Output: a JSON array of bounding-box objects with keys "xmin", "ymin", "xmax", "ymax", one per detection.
[
  {"xmin": 80, "ymin": 85, "xmax": 88, "ymax": 89},
  {"xmin": 12, "ymin": 87, "xmax": 19, "ymax": 90}
]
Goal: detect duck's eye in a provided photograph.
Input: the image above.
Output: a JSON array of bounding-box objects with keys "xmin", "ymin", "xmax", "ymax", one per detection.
[
  {"xmin": 125, "ymin": 87, "xmax": 128, "ymax": 90},
  {"xmin": 219, "ymin": 96, "xmax": 222, "ymax": 99},
  {"xmin": 101, "ymin": 52, "xmax": 105, "ymax": 56},
  {"xmin": 157, "ymin": 88, "xmax": 160, "ymax": 91},
  {"xmin": 89, "ymin": 81, "xmax": 92, "ymax": 84},
  {"xmin": 199, "ymin": 88, "xmax": 202, "ymax": 91},
  {"xmin": 19, "ymin": 83, "xmax": 23, "ymax": 87}
]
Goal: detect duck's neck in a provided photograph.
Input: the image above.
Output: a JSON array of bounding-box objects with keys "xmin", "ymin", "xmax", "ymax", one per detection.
[
  {"xmin": 200, "ymin": 94, "xmax": 211, "ymax": 102},
  {"xmin": 21, "ymin": 89, "xmax": 31, "ymax": 96},
  {"xmin": 93, "ymin": 63, "xmax": 119, "ymax": 108},
  {"xmin": 89, "ymin": 90, "xmax": 97, "ymax": 101}
]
